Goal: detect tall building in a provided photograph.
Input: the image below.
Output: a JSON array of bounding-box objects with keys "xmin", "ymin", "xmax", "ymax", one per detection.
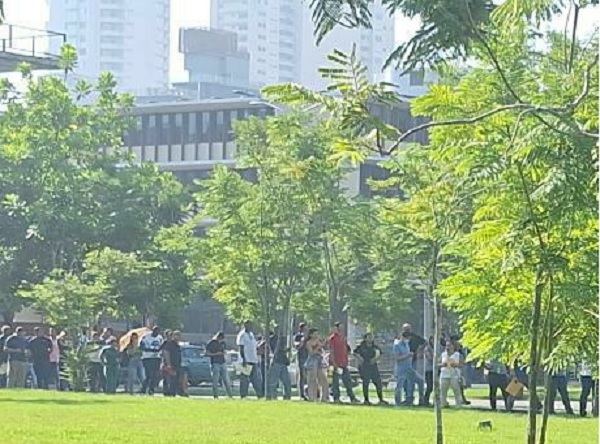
[
  {"xmin": 210, "ymin": 0, "xmax": 394, "ymax": 89},
  {"xmin": 299, "ymin": 0, "xmax": 395, "ymax": 91},
  {"xmin": 210, "ymin": 0, "xmax": 303, "ymax": 87},
  {"xmin": 48, "ymin": 0, "xmax": 170, "ymax": 95}
]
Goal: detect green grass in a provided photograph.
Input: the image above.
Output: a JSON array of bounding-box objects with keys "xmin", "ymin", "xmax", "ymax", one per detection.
[{"xmin": 2, "ymin": 390, "xmax": 597, "ymax": 444}]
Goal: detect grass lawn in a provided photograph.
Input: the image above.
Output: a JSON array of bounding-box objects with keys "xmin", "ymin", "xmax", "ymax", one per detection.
[{"xmin": 2, "ymin": 390, "xmax": 597, "ymax": 444}]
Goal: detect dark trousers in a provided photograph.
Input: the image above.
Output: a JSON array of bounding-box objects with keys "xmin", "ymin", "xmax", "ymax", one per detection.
[
  {"xmin": 424, "ymin": 370, "xmax": 434, "ymax": 404},
  {"xmin": 33, "ymin": 361, "xmax": 50, "ymax": 389},
  {"xmin": 332, "ymin": 366, "xmax": 356, "ymax": 401},
  {"xmin": 488, "ymin": 372, "xmax": 511, "ymax": 410},
  {"xmin": 549, "ymin": 375, "xmax": 574, "ymax": 414},
  {"xmin": 240, "ymin": 363, "xmax": 263, "ymax": 398},
  {"xmin": 580, "ymin": 376, "xmax": 597, "ymax": 415},
  {"xmin": 89, "ymin": 362, "xmax": 105, "ymax": 393},
  {"xmin": 298, "ymin": 364, "xmax": 307, "ymax": 398},
  {"xmin": 360, "ymin": 364, "xmax": 383, "ymax": 402},
  {"xmin": 141, "ymin": 358, "xmax": 161, "ymax": 394},
  {"xmin": 163, "ymin": 367, "xmax": 182, "ymax": 397},
  {"xmin": 104, "ymin": 366, "xmax": 119, "ymax": 394}
]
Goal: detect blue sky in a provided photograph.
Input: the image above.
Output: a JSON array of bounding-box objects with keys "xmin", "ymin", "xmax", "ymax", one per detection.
[{"xmin": 7, "ymin": 0, "xmax": 598, "ymax": 82}]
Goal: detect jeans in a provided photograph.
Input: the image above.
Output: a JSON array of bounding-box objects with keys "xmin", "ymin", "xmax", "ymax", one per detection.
[
  {"xmin": 211, "ymin": 362, "xmax": 232, "ymax": 398},
  {"xmin": 27, "ymin": 363, "xmax": 37, "ymax": 388},
  {"xmin": 331, "ymin": 366, "xmax": 356, "ymax": 401},
  {"xmin": 360, "ymin": 364, "xmax": 383, "ymax": 402},
  {"xmin": 267, "ymin": 362, "xmax": 291, "ymax": 400},
  {"xmin": 33, "ymin": 361, "xmax": 50, "ymax": 389},
  {"xmin": 402, "ymin": 366, "xmax": 416, "ymax": 404},
  {"xmin": 440, "ymin": 377, "xmax": 462, "ymax": 407},
  {"xmin": 424, "ymin": 370, "xmax": 433, "ymax": 405},
  {"xmin": 141, "ymin": 358, "xmax": 161, "ymax": 395},
  {"xmin": 240, "ymin": 363, "xmax": 263, "ymax": 398},
  {"xmin": 127, "ymin": 358, "xmax": 145, "ymax": 394},
  {"xmin": 488, "ymin": 372, "xmax": 512, "ymax": 411},
  {"xmin": 163, "ymin": 367, "xmax": 182, "ymax": 397},
  {"xmin": 580, "ymin": 376, "xmax": 597, "ymax": 415},
  {"xmin": 298, "ymin": 362, "xmax": 308, "ymax": 398},
  {"xmin": 549, "ymin": 375, "xmax": 574, "ymax": 414},
  {"xmin": 395, "ymin": 370, "xmax": 408, "ymax": 406},
  {"xmin": 48, "ymin": 362, "xmax": 60, "ymax": 389}
]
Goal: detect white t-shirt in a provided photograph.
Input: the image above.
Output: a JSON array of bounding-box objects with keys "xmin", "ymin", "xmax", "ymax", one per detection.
[
  {"xmin": 440, "ymin": 351, "xmax": 461, "ymax": 379},
  {"xmin": 236, "ymin": 330, "xmax": 258, "ymax": 364},
  {"xmin": 140, "ymin": 333, "xmax": 164, "ymax": 359}
]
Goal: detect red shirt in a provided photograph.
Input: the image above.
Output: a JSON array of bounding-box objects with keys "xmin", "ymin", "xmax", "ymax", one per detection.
[{"xmin": 328, "ymin": 332, "xmax": 349, "ymax": 368}]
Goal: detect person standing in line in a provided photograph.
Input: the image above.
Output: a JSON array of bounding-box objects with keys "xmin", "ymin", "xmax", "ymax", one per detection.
[
  {"xmin": 454, "ymin": 339, "xmax": 471, "ymax": 405},
  {"xmin": 328, "ymin": 322, "xmax": 359, "ymax": 404},
  {"xmin": 48, "ymin": 328, "xmax": 61, "ymax": 389},
  {"xmin": 294, "ymin": 322, "xmax": 309, "ymax": 400},
  {"xmin": 140, "ymin": 326, "xmax": 164, "ymax": 395},
  {"xmin": 5, "ymin": 327, "xmax": 29, "ymax": 388},
  {"xmin": 414, "ymin": 344, "xmax": 427, "ymax": 406},
  {"xmin": 267, "ymin": 332, "xmax": 292, "ymax": 400},
  {"xmin": 423, "ymin": 336, "xmax": 435, "ymax": 406},
  {"xmin": 160, "ymin": 330, "xmax": 183, "ymax": 397},
  {"xmin": 87, "ymin": 331, "xmax": 105, "ymax": 393},
  {"xmin": 124, "ymin": 332, "xmax": 144, "ymax": 395},
  {"xmin": 304, "ymin": 328, "xmax": 328, "ymax": 403},
  {"xmin": 439, "ymin": 341, "xmax": 463, "ymax": 408},
  {"xmin": 354, "ymin": 333, "xmax": 388, "ymax": 405},
  {"xmin": 578, "ymin": 361, "xmax": 596, "ymax": 417},
  {"xmin": 393, "ymin": 331, "xmax": 413, "ymax": 406},
  {"xmin": 549, "ymin": 369, "xmax": 575, "ymax": 415},
  {"xmin": 485, "ymin": 360, "xmax": 513, "ymax": 411},
  {"xmin": 237, "ymin": 320, "xmax": 263, "ymax": 399},
  {"xmin": 400, "ymin": 323, "xmax": 425, "ymax": 406},
  {"xmin": 100, "ymin": 338, "xmax": 120, "ymax": 394},
  {"xmin": 257, "ymin": 334, "xmax": 270, "ymax": 384},
  {"xmin": 27, "ymin": 327, "xmax": 53, "ymax": 389},
  {"xmin": 0, "ymin": 325, "xmax": 13, "ymax": 388},
  {"xmin": 206, "ymin": 331, "xmax": 232, "ymax": 399}
]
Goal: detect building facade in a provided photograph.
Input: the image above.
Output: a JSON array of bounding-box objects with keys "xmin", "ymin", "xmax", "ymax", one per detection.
[
  {"xmin": 49, "ymin": 0, "xmax": 170, "ymax": 95},
  {"xmin": 210, "ymin": 0, "xmax": 394, "ymax": 90}
]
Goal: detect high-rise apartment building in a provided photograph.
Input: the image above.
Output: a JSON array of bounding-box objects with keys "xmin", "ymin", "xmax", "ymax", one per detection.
[
  {"xmin": 49, "ymin": 0, "xmax": 170, "ymax": 95},
  {"xmin": 210, "ymin": 0, "xmax": 394, "ymax": 89},
  {"xmin": 210, "ymin": 0, "xmax": 303, "ymax": 87}
]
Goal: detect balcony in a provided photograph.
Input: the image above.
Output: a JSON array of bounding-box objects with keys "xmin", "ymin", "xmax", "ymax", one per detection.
[{"xmin": 0, "ymin": 24, "xmax": 66, "ymax": 72}]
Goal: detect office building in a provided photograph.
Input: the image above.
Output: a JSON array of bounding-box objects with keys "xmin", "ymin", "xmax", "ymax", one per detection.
[{"xmin": 49, "ymin": 0, "xmax": 170, "ymax": 95}]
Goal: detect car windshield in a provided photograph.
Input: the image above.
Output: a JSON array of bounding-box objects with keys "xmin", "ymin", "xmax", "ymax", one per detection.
[{"xmin": 182, "ymin": 348, "xmax": 204, "ymax": 359}]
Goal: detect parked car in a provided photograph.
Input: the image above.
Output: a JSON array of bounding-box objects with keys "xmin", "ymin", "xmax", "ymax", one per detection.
[{"xmin": 181, "ymin": 344, "xmax": 212, "ymax": 386}]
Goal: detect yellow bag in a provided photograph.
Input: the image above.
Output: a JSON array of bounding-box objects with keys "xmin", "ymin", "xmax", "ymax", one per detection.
[{"xmin": 506, "ymin": 378, "xmax": 524, "ymax": 397}]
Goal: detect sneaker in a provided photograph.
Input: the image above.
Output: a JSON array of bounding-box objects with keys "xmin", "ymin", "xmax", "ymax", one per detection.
[
  {"xmin": 378, "ymin": 399, "xmax": 389, "ymax": 406},
  {"xmin": 463, "ymin": 400, "xmax": 471, "ymax": 405},
  {"xmin": 580, "ymin": 411, "xmax": 588, "ymax": 418},
  {"xmin": 364, "ymin": 400, "xmax": 372, "ymax": 406}
]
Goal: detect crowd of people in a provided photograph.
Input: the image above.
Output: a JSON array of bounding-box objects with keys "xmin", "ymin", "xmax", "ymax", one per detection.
[{"xmin": 0, "ymin": 321, "xmax": 596, "ymax": 417}]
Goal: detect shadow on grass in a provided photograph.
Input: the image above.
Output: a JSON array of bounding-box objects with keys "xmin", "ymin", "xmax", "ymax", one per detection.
[{"xmin": 0, "ymin": 397, "xmax": 115, "ymax": 406}]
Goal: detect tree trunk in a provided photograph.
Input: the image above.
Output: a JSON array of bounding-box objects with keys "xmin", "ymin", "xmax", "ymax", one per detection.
[
  {"xmin": 430, "ymin": 243, "xmax": 444, "ymax": 444},
  {"xmin": 329, "ymin": 289, "xmax": 347, "ymax": 330},
  {"xmin": 527, "ymin": 266, "xmax": 545, "ymax": 444},
  {"xmin": 539, "ymin": 373, "xmax": 552, "ymax": 444}
]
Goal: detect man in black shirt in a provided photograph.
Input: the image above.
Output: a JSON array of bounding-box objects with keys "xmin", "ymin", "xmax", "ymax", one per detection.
[
  {"xmin": 267, "ymin": 333, "xmax": 291, "ymax": 400},
  {"xmin": 294, "ymin": 323, "xmax": 308, "ymax": 400},
  {"xmin": 354, "ymin": 333, "xmax": 388, "ymax": 405},
  {"xmin": 5, "ymin": 327, "xmax": 29, "ymax": 388},
  {"xmin": 0, "ymin": 325, "xmax": 12, "ymax": 388},
  {"xmin": 160, "ymin": 330, "xmax": 182, "ymax": 397},
  {"xmin": 206, "ymin": 331, "xmax": 232, "ymax": 398},
  {"xmin": 28, "ymin": 327, "xmax": 53, "ymax": 389}
]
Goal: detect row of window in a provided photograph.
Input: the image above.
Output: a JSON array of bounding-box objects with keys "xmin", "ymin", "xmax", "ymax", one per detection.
[{"xmin": 123, "ymin": 108, "xmax": 275, "ymax": 147}]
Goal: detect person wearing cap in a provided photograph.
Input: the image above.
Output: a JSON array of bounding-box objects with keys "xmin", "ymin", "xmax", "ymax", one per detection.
[
  {"xmin": 328, "ymin": 322, "xmax": 359, "ymax": 404},
  {"xmin": 206, "ymin": 331, "xmax": 232, "ymax": 398},
  {"xmin": 140, "ymin": 326, "xmax": 164, "ymax": 395},
  {"xmin": 236, "ymin": 320, "xmax": 263, "ymax": 399},
  {"xmin": 354, "ymin": 333, "xmax": 387, "ymax": 405},
  {"xmin": 294, "ymin": 322, "xmax": 308, "ymax": 400}
]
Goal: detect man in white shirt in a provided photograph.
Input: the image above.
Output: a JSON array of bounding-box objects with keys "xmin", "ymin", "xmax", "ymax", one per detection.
[
  {"xmin": 236, "ymin": 320, "xmax": 263, "ymax": 399},
  {"xmin": 140, "ymin": 326, "xmax": 164, "ymax": 395}
]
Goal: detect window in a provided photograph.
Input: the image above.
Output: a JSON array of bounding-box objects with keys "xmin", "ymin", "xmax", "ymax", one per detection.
[
  {"xmin": 409, "ymin": 70, "xmax": 425, "ymax": 86},
  {"xmin": 186, "ymin": 113, "xmax": 196, "ymax": 143},
  {"xmin": 101, "ymin": 35, "xmax": 124, "ymax": 45},
  {"xmin": 100, "ymin": 48, "xmax": 124, "ymax": 58},
  {"xmin": 100, "ymin": 9, "xmax": 124, "ymax": 18},
  {"xmin": 100, "ymin": 22, "xmax": 124, "ymax": 32},
  {"xmin": 100, "ymin": 62, "xmax": 123, "ymax": 71}
]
